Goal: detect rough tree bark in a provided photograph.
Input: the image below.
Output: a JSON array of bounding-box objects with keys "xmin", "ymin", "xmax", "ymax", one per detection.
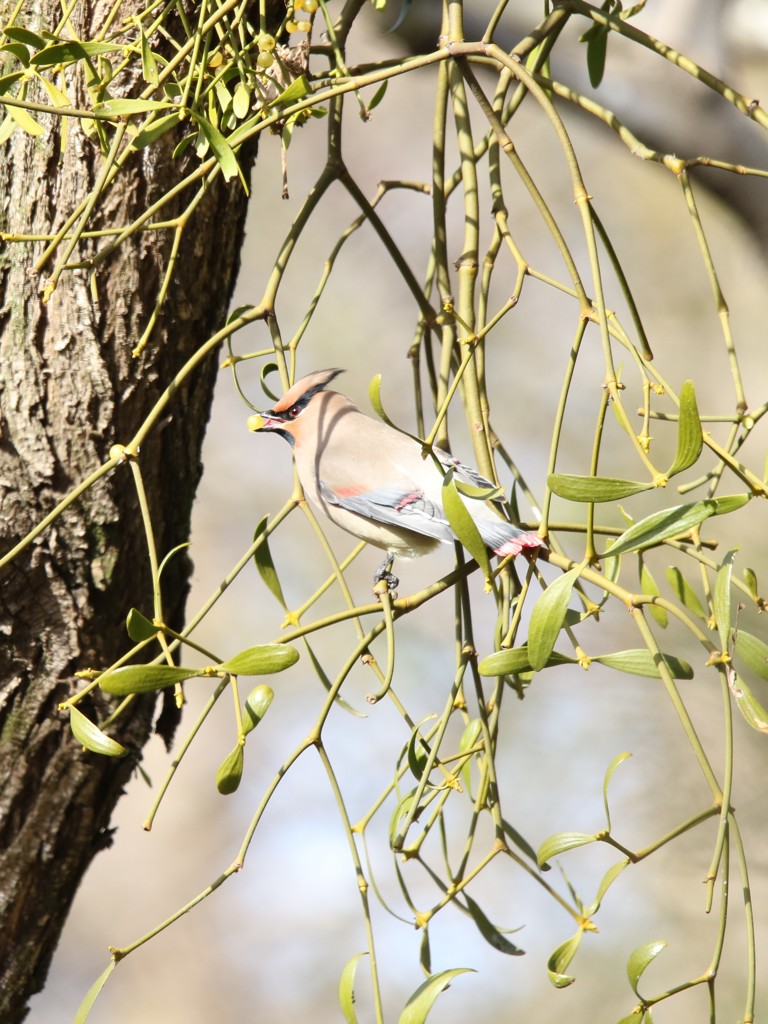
[{"xmin": 0, "ymin": 0, "xmax": 258, "ymax": 1019}]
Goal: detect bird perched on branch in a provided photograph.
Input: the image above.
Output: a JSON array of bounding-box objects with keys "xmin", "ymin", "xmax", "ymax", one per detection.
[{"xmin": 248, "ymin": 368, "xmax": 544, "ymax": 589}]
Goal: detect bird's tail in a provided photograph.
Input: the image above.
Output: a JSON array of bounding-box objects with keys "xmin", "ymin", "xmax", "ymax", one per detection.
[{"xmin": 477, "ymin": 519, "xmax": 546, "ymax": 558}]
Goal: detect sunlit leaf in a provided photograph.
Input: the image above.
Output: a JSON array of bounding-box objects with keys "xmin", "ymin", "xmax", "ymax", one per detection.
[
  {"xmin": 639, "ymin": 557, "xmax": 667, "ymax": 627},
  {"xmin": 627, "ymin": 940, "xmax": 667, "ymax": 994},
  {"xmin": 602, "ymin": 751, "xmax": 632, "ymax": 831},
  {"xmin": 73, "ymin": 960, "xmax": 116, "ymax": 1024},
  {"xmin": 216, "ymin": 744, "xmax": 244, "ymax": 794},
  {"xmin": 31, "ymin": 40, "xmax": 121, "ymax": 65},
  {"xmin": 69, "ymin": 706, "xmax": 127, "ymax": 757},
  {"xmin": 527, "ymin": 565, "xmax": 582, "ymax": 670},
  {"xmin": 714, "ymin": 549, "xmax": 737, "ymax": 653},
  {"xmin": 216, "ymin": 643, "xmax": 299, "ymax": 675},
  {"xmin": 728, "ymin": 672, "xmax": 768, "ymax": 734},
  {"xmin": 339, "ymin": 951, "xmax": 368, "ymax": 1024},
  {"xmin": 94, "ymin": 97, "xmax": 173, "ymax": 116},
  {"xmin": 139, "ymin": 27, "xmax": 158, "ymax": 86},
  {"xmin": 667, "ymin": 380, "xmax": 703, "ymax": 476},
  {"xmin": 243, "ymin": 684, "xmax": 274, "ymax": 734},
  {"xmin": 270, "ymin": 73, "xmax": 310, "ymax": 106},
  {"xmin": 664, "ymin": 566, "xmax": 707, "ymax": 621},
  {"xmin": 398, "ymin": 968, "xmax": 475, "ymax": 1024},
  {"xmin": 537, "ymin": 831, "xmax": 596, "ymax": 867},
  {"xmin": 478, "ymin": 645, "xmax": 576, "ymax": 676},
  {"xmin": 547, "ymin": 473, "xmax": 651, "ymax": 502},
  {"xmin": 733, "ymin": 630, "xmax": 768, "ymax": 682},
  {"xmin": 99, "ymin": 663, "xmax": 198, "ymax": 694},
  {"xmin": 586, "ymin": 858, "xmax": 630, "ymax": 916},
  {"xmin": 547, "ymin": 931, "xmax": 582, "ymax": 988},
  {"xmin": 458, "ymin": 717, "xmax": 482, "ymax": 793},
  {"xmin": 607, "ymin": 500, "xmax": 719, "ymax": 556},
  {"xmin": 7, "ymin": 102, "xmax": 44, "ymax": 135},
  {"xmin": 593, "ymin": 650, "xmax": 693, "ymax": 679},
  {"xmin": 196, "ymin": 112, "xmax": 240, "ymax": 182}
]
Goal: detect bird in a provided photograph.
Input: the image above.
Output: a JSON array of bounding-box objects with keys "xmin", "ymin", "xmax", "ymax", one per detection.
[{"xmin": 248, "ymin": 368, "xmax": 545, "ymax": 589}]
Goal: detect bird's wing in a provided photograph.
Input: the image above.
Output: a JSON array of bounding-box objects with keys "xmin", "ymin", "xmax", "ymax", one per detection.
[{"xmin": 318, "ymin": 480, "xmax": 455, "ymax": 543}]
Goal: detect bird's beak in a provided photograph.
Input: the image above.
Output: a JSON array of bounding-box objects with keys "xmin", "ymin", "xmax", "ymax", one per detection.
[{"xmin": 247, "ymin": 413, "xmax": 270, "ymax": 431}]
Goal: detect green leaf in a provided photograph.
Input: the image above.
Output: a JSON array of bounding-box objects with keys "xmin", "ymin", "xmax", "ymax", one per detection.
[
  {"xmin": 728, "ymin": 672, "xmax": 768, "ymax": 734},
  {"xmin": 73, "ymin": 960, "xmax": 116, "ymax": 1024},
  {"xmin": 69, "ymin": 706, "xmax": 127, "ymax": 757},
  {"xmin": 714, "ymin": 549, "xmax": 737, "ymax": 652},
  {"xmin": 627, "ymin": 940, "xmax": 667, "ymax": 994},
  {"xmin": 407, "ymin": 719, "xmax": 433, "ymax": 781},
  {"xmin": 547, "ymin": 931, "xmax": 582, "ymax": 988},
  {"xmin": 216, "ymin": 643, "xmax": 299, "ymax": 676},
  {"xmin": 30, "ymin": 40, "xmax": 121, "ymax": 66},
  {"xmin": 367, "ymin": 79, "xmax": 388, "ymax": 111},
  {"xmin": 607, "ymin": 500, "xmax": 720, "ymax": 557},
  {"xmin": 602, "ymin": 751, "xmax": 632, "ymax": 830},
  {"xmin": 667, "ymin": 380, "xmax": 703, "ymax": 476},
  {"xmin": 537, "ymin": 831, "xmax": 596, "ymax": 867},
  {"xmin": 195, "ymin": 112, "xmax": 240, "ymax": 182},
  {"xmin": 639, "ymin": 558, "xmax": 667, "ymax": 627},
  {"xmin": 243, "ymin": 684, "xmax": 274, "ymax": 734},
  {"xmin": 3, "ymin": 26, "xmax": 47, "ymax": 48},
  {"xmin": 585, "ymin": 23, "xmax": 608, "ymax": 87},
  {"xmin": 664, "ymin": 566, "xmax": 707, "ymax": 621},
  {"xmin": 547, "ymin": 473, "xmax": 651, "ymax": 502},
  {"xmin": 99, "ymin": 663, "xmax": 198, "ymax": 694},
  {"xmin": 7, "ymin": 102, "xmax": 44, "ymax": 135},
  {"xmin": 593, "ymin": 649, "xmax": 693, "ymax": 679},
  {"xmin": 0, "ymin": 70, "xmax": 26, "ymax": 92},
  {"xmin": 585, "ymin": 858, "xmax": 630, "ymax": 916},
  {"xmin": 253, "ymin": 516, "xmax": 287, "ymax": 607},
  {"xmin": 501, "ymin": 817, "xmax": 540, "ymax": 866},
  {"xmin": 478, "ymin": 645, "xmax": 576, "ymax": 676},
  {"xmin": 442, "ymin": 468, "xmax": 492, "ymax": 583},
  {"xmin": 711, "ymin": 493, "xmax": 750, "ymax": 515},
  {"xmin": 527, "ymin": 565, "xmax": 582, "ymax": 670},
  {"xmin": 139, "ymin": 27, "xmax": 158, "ymax": 86},
  {"xmin": 93, "ymin": 97, "xmax": 173, "ymax": 116},
  {"xmin": 733, "ymin": 630, "xmax": 768, "ymax": 682},
  {"xmin": 388, "ymin": 788, "xmax": 418, "ymax": 847},
  {"xmin": 1, "ymin": 42, "xmax": 30, "ymax": 65},
  {"xmin": 270, "ymin": 73, "xmax": 309, "ymax": 106},
  {"xmin": 339, "ymin": 952, "xmax": 368, "ymax": 1024},
  {"xmin": 398, "ymin": 968, "xmax": 475, "ymax": 1024},
  {"xmin": 131, "ymin": 110, "xmax": 181, "ymax": 148},
  {"xmin": 743, "ymin": 567, "xmax": 759, "ymax": 602},
  {"xmin": 126, "ymin": 607, "xmax": 158, "ymax": 642},
  {"xmin": 458, "ymin": 718, "xmax": 482, "ymax": 793},
  {"xmin": 463, "ymin": 894, "xmax": 525, "ymax": 956},
  {"xmin": 616, "ymin": 1011, "xmax": 645, "ymax": 1024},
  {"xmin": 216, "ymin": 744, "xmax": 244, "ymax": 794},
  {"xmin": 233, "ymin": 80, "xmax": 251, "ymax": 119}
]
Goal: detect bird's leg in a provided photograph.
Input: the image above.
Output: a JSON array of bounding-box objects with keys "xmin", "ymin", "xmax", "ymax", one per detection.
[{"xmin": 373, "ymin": 552, "xmax": 399, "ymax": 593}]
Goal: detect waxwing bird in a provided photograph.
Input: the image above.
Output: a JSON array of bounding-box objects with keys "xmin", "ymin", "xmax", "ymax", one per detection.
[{"xmin": 248, "ymin": 369, "xmax": 545, "ymax": 589}]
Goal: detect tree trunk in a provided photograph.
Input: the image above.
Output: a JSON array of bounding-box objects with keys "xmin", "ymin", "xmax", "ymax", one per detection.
[{"xmin": 0, "ymin": 1, "xmax": 255, "ymax": 1018}]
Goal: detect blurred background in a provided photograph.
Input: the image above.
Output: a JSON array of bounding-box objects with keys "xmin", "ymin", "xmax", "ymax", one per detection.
[{"xmin": 32, "ymin": 2, "xmax": 768, "ymax": 1021}]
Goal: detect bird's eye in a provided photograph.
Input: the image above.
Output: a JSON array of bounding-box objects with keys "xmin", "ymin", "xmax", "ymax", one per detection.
[{"xmin": 286, "ymin": 404, "xmax": 301, "ymax": 419}]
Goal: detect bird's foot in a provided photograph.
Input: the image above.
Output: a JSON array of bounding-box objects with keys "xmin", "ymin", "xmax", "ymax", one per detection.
[{"xmin": 373, "ymin": 555, "xmax": 399, "ymax": 596}]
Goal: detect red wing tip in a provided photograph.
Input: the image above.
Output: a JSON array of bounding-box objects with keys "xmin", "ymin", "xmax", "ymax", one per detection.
[{"xmin": 493, "ymin": 533, "xmax": 546, "ymax": 558}]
